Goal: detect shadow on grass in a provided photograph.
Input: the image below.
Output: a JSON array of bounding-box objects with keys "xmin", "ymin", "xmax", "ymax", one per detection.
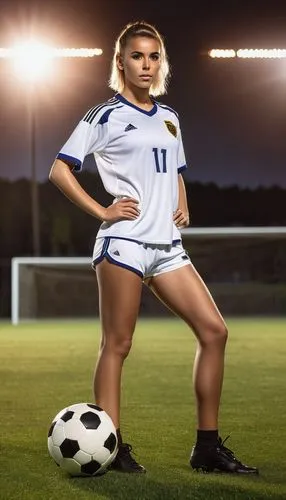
[{"xmin": 70, "ymin": 469, "xmax": 284, "ymax": 500}]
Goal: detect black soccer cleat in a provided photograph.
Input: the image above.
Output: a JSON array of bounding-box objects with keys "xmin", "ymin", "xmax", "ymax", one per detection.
[
  {"xmin": 110, "ymin": 443, "xmax": 146, "ymax": 473},
  {"xmin": 190, "ymin": 436, "xmax": 259, "ymax": 474}
]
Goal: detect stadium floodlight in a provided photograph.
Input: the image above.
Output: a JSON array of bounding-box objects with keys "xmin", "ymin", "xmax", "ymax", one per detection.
[
  {"xmin": 0, "ymin": 46, "xmax": 103, "ymax": 58},
  {"xmin": 209, "ymin": 49, "xmax": 236, "ymax": 59},
  {"xmin": 237, "ymin": 49, "xmax": 286, "ymax": 59},
  {"xmin": 11, "ymin": 42, "xmax": 53, "ymax": 81},
  {"xmin": 0, "ymin": 42, "xmax": 103, "ymax": 81},
  {"xmin": 209, "ymin": 48, "xmax": 286, "ymax": 59},
  {"xmin": 0, "ymin": 39, "xmax": 103, "ymax": 256}
]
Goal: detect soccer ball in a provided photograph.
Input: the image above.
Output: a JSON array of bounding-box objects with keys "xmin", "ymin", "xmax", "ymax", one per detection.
[{"xmin": 47, "ymin": 403, "xmax": 118, "ymax": 476}]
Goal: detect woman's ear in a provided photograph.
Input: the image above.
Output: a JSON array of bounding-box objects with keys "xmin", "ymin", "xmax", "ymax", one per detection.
[{"xmin": 116, "ymin": 53, "xmax": 124, "ymax": 71}]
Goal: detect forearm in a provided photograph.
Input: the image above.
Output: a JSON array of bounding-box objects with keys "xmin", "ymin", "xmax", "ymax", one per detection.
[
  {"xmin": 49, "ymin": 159, "xmax": 105, "ymax": 220},
  {"xmin": 178, "ymin": 173, "xmax": 189, "ymax": 215},
  {"xmin": 173, "ymin": 174, "xmax": 190, "ymax": 229}
]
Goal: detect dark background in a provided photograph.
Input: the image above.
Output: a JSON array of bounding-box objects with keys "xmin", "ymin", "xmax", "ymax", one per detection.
[
  {"xmin": 1, "ymin": 0, "xmax": 286, "ymax": 186},
  {"xmin": 0, "ymin": 0, "xmax": 286, "ymax": 318}
]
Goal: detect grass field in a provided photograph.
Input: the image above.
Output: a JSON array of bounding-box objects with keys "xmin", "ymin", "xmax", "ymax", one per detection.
[{"xmin": 0, "ymin": 318, "xmax": 286, "ymax": 500}]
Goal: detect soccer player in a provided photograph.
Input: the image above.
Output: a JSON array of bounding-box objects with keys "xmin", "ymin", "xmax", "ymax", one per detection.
[{"xmin": 49, "ymin": 21, "xmax": 258, "ymax": 475}]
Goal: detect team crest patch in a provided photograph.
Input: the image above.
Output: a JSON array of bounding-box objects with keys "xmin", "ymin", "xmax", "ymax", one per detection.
[{"xmin": 164, "ymin": 120, "xmax": 177, "ymax": 138}]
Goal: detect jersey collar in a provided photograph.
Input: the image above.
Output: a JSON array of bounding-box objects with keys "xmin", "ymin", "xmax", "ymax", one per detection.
[{"xmin": 115, "ymin": 93, "xmax": 157, "ymax": 116}]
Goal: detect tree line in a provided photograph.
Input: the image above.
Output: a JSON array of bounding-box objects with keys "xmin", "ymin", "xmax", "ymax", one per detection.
[{"xmin": 0, "ymin": 173, "xmax": 285, "ymax": 259}]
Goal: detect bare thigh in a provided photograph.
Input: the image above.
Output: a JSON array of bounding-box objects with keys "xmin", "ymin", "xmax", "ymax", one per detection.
[
  {"xmin": 96, "ymin": 259, "xmax": 143, "ymax": 337},
  {"xmin": 148, "ymin": 263, "xmax": 227, "ymax": 339}
]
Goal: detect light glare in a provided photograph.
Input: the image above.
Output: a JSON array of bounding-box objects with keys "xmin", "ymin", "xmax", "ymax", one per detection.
[
  {"xmin": 237, "ymin": 48, "xmax": 286, "ymax": 59},
  {"xmin": 0, "ymin": 46, "xmax": 103, "ymax": 58},
  {"xmin": 209, "ymin": 49, "xmax": 236, "ymax": 59},
  {"xmin": 12, "ymin": 42, "xmax": 53, "ymax": 81},
  {"xmin": 209, "ymin": 48, "xmax": 286, "ymax": 59},
  {"xmin": 0, "ymin": 41, "xmax": 103, "ymax": 82}
]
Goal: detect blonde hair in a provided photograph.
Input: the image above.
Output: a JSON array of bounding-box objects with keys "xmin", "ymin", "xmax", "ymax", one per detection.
[{"xmin": 109, "ymin": 21, "xmax": 170, "ymax": 97}]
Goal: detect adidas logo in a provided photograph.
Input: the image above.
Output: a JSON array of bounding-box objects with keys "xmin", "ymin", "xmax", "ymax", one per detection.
[
  {"xmin": 113, "ymin": 250, "xmax": 120, "ymax": 256},
  {"xmin": 124, "ymin": 123, "xmax": 137, "ymax": 132}
]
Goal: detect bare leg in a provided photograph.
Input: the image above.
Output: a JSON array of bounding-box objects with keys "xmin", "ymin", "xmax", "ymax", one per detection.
[
  {"xmin": 148, "ymin": 264, "xmax": 228, "ymax": 430},
  {"xmin": 94, "ymin": 260, "xmax": 142, "ymax": 428}
]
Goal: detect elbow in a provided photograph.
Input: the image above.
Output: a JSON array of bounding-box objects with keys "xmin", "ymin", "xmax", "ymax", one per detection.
[
  {"xmin": 49, "ymin": 164, "xmax": 63, "ymax": 188},
  {"xmin": 49, "ymin": 167, "xmax": 56, "ymax": 184},
  {"xmin": 49, "ymin": 159, "xmax": 73, "ymax": 186},
  {"xmin": 49, "ymin": 160, "xmax": 63, "ymax": 184}
]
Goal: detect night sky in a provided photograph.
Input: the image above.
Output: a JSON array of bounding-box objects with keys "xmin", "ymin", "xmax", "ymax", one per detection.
[{"xmin": 1, "ymin": 0, "xmax": 286, "ymax": 188}]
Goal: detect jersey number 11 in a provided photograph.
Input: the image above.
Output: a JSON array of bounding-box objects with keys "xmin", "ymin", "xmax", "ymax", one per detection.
[{"xmin": 152, "ymin": 148, "xmax": 167, "ymax": 173}]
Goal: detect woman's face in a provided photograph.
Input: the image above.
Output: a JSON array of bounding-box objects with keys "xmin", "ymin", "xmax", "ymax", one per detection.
[{"xmin": 117, "ymin": 36, "xmax": 161, "ymax": 92}]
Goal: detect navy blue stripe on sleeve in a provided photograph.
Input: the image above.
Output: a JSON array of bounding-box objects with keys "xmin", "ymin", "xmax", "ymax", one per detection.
[
  {"xmin": 56, "ymin": 153, "xmax": 82, "ymax": 171},
  {"xmin": 178, "ymin": 165, "xmax": 187, "ymax": 173}
]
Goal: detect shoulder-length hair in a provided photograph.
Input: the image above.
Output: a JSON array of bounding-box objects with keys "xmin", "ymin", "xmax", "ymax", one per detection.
[{"xmin": 109, "ymin": 21, "xmax": 170, "ymax": 97}]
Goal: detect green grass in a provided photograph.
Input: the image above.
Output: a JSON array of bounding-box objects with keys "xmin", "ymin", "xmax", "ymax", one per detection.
[{"xmin": 0, "ymin": 318, "xmax": 286, "ymax": 500}]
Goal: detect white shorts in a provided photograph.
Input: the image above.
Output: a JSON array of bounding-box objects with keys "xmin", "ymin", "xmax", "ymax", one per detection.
[{"xmin": 92, "ymin": 237, "xmax": 191, "ymax": 280}]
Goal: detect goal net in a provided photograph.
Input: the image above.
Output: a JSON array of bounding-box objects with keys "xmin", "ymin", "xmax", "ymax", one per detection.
[{"xmin": 11, "ymin": 227, "xmax": 286, "ymax": 324}]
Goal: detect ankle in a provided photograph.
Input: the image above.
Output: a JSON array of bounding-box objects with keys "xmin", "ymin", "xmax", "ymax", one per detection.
[
  {"xmin": 196, "ymin": 429, "xmax": 218, "ymax": 447},
  {"xmin": 116, "ymin": 428, "xmax": 123, "ymax": 446}
]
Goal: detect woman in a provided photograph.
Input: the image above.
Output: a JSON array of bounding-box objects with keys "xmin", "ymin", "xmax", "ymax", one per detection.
[{"xmin": 49, "ymin": 21, "xmax": 258, "ymax": 475}]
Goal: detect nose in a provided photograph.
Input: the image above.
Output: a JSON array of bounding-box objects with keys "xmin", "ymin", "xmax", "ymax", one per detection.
[{"xmin": 142, "ymin": 56, "xmax": 150, "ymax": 69}]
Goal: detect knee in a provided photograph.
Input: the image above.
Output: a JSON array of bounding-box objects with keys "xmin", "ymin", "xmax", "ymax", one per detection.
[
  {"xmin": 102, "ymin": 335, "xmax": 133, "ymax": 359},
  {"xmin": 115, "ymin": 337, "xmax": 133, "ymax": 359},
  {"xmin": 199, "ymin": 321, "xmax": 228, "ymax": 348}
]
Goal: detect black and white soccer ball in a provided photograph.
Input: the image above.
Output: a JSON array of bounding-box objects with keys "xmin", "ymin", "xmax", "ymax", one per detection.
[{"xmin": 47, "ymin": 403, "xmax": 118, "ymax": 476}]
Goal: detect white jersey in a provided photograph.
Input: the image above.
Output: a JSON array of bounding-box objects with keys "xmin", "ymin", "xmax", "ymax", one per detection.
[{"xmin": 56, "ymin": 93, "xmax": 187, "ymax": 244}]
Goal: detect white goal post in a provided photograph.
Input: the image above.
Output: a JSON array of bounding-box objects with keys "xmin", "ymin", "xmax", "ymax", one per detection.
[
  {"xmin": 11, "ymin": 226, "xmax": 286, "ymax": 324},
  {"xmin": 181, "ymin": 227, "xmax": 286, "ymax": 238},
  {"xmin": 11, "ymin": 257, "xmax": 91, "ymax": 325}
]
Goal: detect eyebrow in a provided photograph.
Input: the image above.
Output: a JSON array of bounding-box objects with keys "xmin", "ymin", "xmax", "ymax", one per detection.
[{"xmin": 130, "ymin": 51, "xmax": 160, "ymax": 56}]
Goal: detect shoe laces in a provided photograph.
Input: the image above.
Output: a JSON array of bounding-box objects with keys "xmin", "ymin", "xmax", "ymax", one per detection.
[{"xmin": 217, "ymin": 435, "xmax": 243, "ymax": 465}]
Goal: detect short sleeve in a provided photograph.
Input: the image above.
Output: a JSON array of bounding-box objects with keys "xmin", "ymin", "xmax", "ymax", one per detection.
[
  {"xmin": 56, "ymin": 116, "xmax": 109, "ymax": 172},
  {"xmin": 177, "ymin": 127, "xmax": 187, "ymax": 174}
]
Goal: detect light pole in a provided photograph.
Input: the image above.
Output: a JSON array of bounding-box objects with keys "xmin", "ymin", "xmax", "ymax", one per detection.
[
  {"xmin": 28, "ymin": 83, "xmax": 40, "ymax": 255},
  {"xmin": 0, "ymin": 42, "xmax": 103, "ymax": 256}
]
